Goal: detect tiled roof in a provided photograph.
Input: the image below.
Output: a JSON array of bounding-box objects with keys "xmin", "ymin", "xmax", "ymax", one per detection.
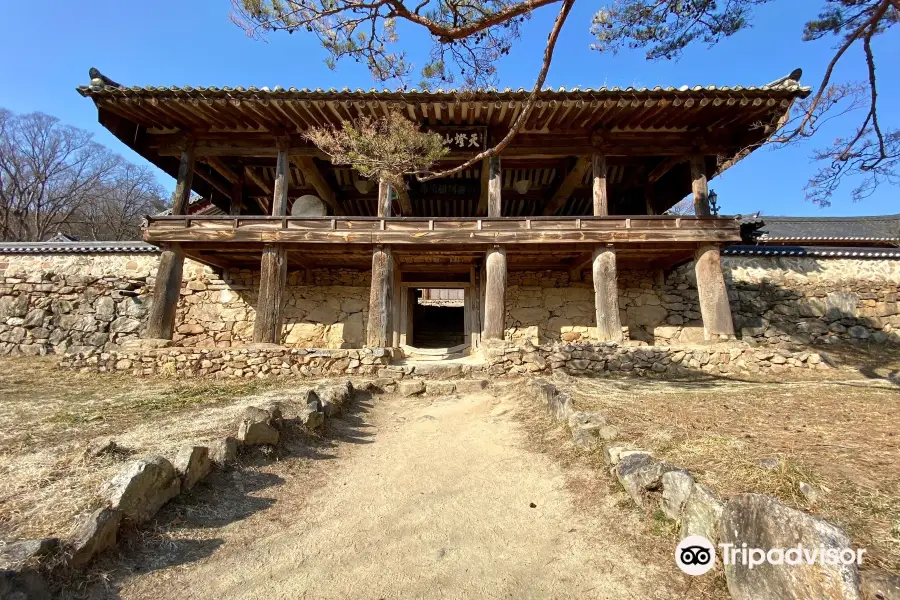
[
  {"xmin": 755, "ymin": 215, "xmax": 900, "ymax": 242},
  {"xmin": 0, "ymin": 241, "xmax": 159, "ymax": 254},
  {"xmin": 724, "ymin": 245, "xmax": 900, "ymax": 259},
  {"xmin": 77, "ymin": 81, "xmax": 810, "ymax": 99}
]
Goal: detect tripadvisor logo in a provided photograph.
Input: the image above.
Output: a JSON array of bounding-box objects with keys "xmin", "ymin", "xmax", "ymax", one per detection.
[
  {"xmin": 675, "ymin": 535, "xmax": 866, "ymax": 576},
  {"xmin": 675, "ymin": 535, "xmax": 716, "ymax": 575}
]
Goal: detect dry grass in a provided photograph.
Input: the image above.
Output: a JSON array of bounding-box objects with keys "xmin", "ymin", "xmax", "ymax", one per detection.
[
  {"xmin": 0, "ymin": 357, "xmax": 311, "ymax": 542},
  {"xmin": 566, "ymin": 375, "xmax": 900, "ymax": 573}
]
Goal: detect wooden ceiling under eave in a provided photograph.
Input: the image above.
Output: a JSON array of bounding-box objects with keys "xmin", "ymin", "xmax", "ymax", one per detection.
[{"xmin": 80, "ymin": 79, "xmax": 810, "ymax": 218}]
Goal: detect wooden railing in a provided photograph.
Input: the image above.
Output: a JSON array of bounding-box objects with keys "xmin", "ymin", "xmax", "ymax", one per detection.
[{"xmin": 144, "ymin": 215, "xmax": 742, "ymax": 245}]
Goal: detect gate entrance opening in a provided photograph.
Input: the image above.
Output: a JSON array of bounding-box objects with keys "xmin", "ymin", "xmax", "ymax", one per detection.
[{"xmin": 412, "ymin": 288, "xmax": 465, "ymax": 349}]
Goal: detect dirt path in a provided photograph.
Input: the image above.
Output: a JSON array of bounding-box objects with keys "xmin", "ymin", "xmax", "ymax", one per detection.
[{"xmin": 117, "ymin": 388, "xmax": 685, "ymax": 600}]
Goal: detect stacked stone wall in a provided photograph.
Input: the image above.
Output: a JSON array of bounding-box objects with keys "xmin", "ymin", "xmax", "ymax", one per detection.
[
  {"xmin": 0, "ymin": 253, "xmax": 370, "ymax": 356},
  {"xmin": 1, "ymin": 250, "xmax": 897, "ymax": 356}
]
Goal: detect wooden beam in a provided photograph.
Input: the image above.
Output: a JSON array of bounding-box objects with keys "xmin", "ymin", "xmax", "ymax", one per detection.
[
  {"xmin": 543, "ymin": 156, "xmax": 590, "ymax": 216},
  {"xmin": 366, "ymin": 244, "xmax": 394, "ymax": 347},
  {"xmin": 477, "ymin": 158, "xmax": 490, "ymax": 217},
  {"xmin": 647, "ymin": 155, "xmax": 686, "ymax": 184},
  {"xmin": 205, "ymin": 156, "xmax": 240, "ymax": 184},
  {"xmin": 252, "ymin": 245, "xmax": 288, "ymax": 343},
  {"xmin": 691, "ymin": 155, "xmax": 711, "ymax": 216},
  {"xmin": 482, "ymin": 246, "xmax": 506, "ymax": 340},
  {"xmin": 694, "ymin": 244, "xmax": 734, "ymax": 339},
  {"xmin": 592, "ymin": 245, "xmax": 622, "ymax": 342},
  {"xmin": 568, "ymin": 252, "xmax": 594, "ymax": 282},
  {"xmin": 592, "ymin": 153, "xmax": 608, "ymax": 216},
  {"xmin": 144, "ymin": 244, "xmax": 184, "ymax": 340},
  {"xmin": 244, "ymin": 166, "xmax": 272, "ymax": 196},
  {"xmin": 377, "ymin": 180, "xmax": 391, "ymax": 217},
  {"xmin": 487, "ymin": 157, "xmax": 501, "ymax": 217},
  {"xmin": 291, "ymin": 156, "xmax": 340, "ymax": 214},
  {"xmin": 272, "ymin": 139, "xmax": 290, "ymax": 216},
  {"xmin": 172, "ymin": 146, "xmax": 195, "ymax": 216}
]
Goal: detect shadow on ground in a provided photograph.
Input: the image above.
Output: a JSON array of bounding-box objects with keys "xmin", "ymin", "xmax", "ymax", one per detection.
[{"xmin": 56, "ymin": 389, "xmax": 377, "ymax": 600}]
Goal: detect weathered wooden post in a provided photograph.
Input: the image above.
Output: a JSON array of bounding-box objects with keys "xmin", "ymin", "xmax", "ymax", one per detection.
[
  {"xmin": 482, "ymin": 246, "xmax": 507, "ymax": 341},
  {"xmin": 144, "ymin": 143, "xmax": 194, "ymax": 340},
  {"xmin": 229, "ymin": 175, "xmax": 244, "ymax": 216},
  {"xmin": 691, "ymin": 155, "xmax": 711, "ymax": 216},
  {"xmin": 251, "ymin": 138, "xmax": 290, "ymax": 344},
  {"xmin": 589, "ymin": 152, "xmax": 622, "ymax": 342},
  {"xmin": 366, "ymin": 244, "xmax": 394, "ymax": 347},
  {"xmin": 694, "ymin": 244, "xmax": 735, "ymax": 339},
  {"xmin": 377, "ymin": 179, "xmax": 392, "ymax": 218},
  {"xmin": 592, "ymin": 153, "xmax": 608, "ymax": 216},
  {"xmin": 488, "ymin": 157, "xmax": 501, "ymax": 217},
  {"xmin": 592, "ymin": 246, "xmax": 622, "ymax": 342}
]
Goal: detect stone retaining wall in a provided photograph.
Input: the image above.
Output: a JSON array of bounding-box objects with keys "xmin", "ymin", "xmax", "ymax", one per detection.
[
  {"xmin": 59, "ymin": 347, "xmax": 396, "ymax": 379},
  {"xmin": 484, "ymin": 341, "xmax": 829, "ymax": 379},
  {"xmin": 0, "ymin": 252, "xmax": 370, "ymax": 356},
  {"xmin": 1, "ymin": 250, "xmax": 898, "ymax": 357}
]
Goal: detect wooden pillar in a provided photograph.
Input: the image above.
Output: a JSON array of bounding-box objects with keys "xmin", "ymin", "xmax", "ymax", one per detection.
[
  {"xmin": 144, "ymin": 244, "xmax": 185, "ymax": 340},
  {"xmin": 391, "ymin": 257, "xmax": 401, "ymax": 348},
  {"xmin": 487, "ymin": 157, "xmax": 502, "ymax": 217},
  {"xmin": 482, "ymin": 246, "xmax": 507, "ymax": 341},
  {"xmin": 468, "ymin": 265, "xmax": 481, "ymax": 350},
  {"xmin": 252, "ymin": 245, "xmax": 288, "ymax": 344},
  {"xmin": 229, "ymin": 175, "xmax": 244, "ymax": 216},
  {"xmin": 272, "ymin": 139, "xmax": 290, "ymax": 216},
  {"xmin": 644, "ymin": 184, "xmax": 656, "ymax": 216},
  {"xmin": 694, "ymin": 244, "xmax": 734, "ymax": 339},
  {"xmin": 251, "ymin": 138, "xmax": 291, "ymax": 344},
  {"xmin": 171, "ymin": 145, "xmax": 195, "ymax": 216},
  {"xmin": 377, "ymin": 180, "xmax": 392, "ymax": 217},
  {"xmin": 366, "ymin": 245, "xmax": 394, "ymax": 347},
  {"xmin": 144, "ymin": 147, "xmax": 194, "ymax": 340},
  {"xmin": 592, "ymin": 245, "xmax": 622, "ymax": 342},
  {"xmin": 691, "ymin": 155, "xmax": 711, "ymax": 217},
  {"xmin": 592, "ymin": 153, "xmax": 608, "ymax": 216}
]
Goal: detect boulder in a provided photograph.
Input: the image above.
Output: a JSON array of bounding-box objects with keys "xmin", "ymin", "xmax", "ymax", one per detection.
[
  {"xmin": 455, "ymin": 379, "xmax": 489, "ymax": 393},
  {"xmin": 426, "ymin": 381, "xmax": 457, "ymax": 395},
  {"xmin": 720, "ymin": 493, "xmax": 861, "ymax": 600},
  {"xmin": 298, "ymin": 395, "xmax": 325, "ymax": 432},
  {"xmin": 661, "ymin": 470, "xmax": 695, "ymax": 520},
  {"xmin": 0, "ymin": 538, "xmax": 59, "ymax": 569},
  {"xmin": 597, "ymin": 425, "xmax": 620, "ymax": 441},
  {"xmin": 616, "ymin": 453, "xmax": 675, "ymax": 507},
  {"xmin": 550, "ymin": 392, "xmax": 573, "ymax": 422},
  {"xmin": 69, "ymin": 507, "xmax": 122, "ymax": 568},
  {"xmin": 101, "ymin": 456, "xmax": 181, "ymax": 523},
  {"xmin": 398, "ymin": 380, "xmax": 425, "ymax": 397},
  {"xmin": 0, "ymin": 568, "xmax": 49, "ymax": 600},
  {"xmin": 316, "ymin": 381, "xmax": 354, "ymax": 417},
  {"xmin": 236, "ymin": 407, "xmax": 280, "ymax": 445},
  {"xmin": 568, "ymin": 412, "xmax": 606, "ymax": 449},
  {"xmin": 681, "ymin": 483, "xmax": 724, "ymax": 543},
  {"xmin": 209, "ymin": 437, "xmax": 238, "ymax": 467},
  {"xmin": 109, "ymin": 317, "xmax": 142, "ymax": 333},
  {"xmin": 173, "ymin": 446, "xmax": 212, "ymax": 491},
  {"xmin": 861, "ymin": 569, "xmax": 900, "ymax": 600},
  {"xmin": 602, "ymin": 444, "xmax": 636, "ymax": 467}
]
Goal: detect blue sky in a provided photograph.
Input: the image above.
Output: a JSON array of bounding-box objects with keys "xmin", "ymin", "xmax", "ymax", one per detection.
[{"xmin": 0, "ymin": 0, "xmax": 897, "ymax": 216}]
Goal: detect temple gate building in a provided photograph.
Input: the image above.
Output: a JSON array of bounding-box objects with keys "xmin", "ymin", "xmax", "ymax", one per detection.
[{"xmin": 75, "ymin": 69, "xmax": 813, "ymax": 357}]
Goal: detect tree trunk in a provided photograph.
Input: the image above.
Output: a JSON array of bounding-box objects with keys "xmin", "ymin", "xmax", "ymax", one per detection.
[
  {"xmin": 488, "ymin": 157, "xmax": 502, "ymax": 217},
  {"xmin": 592, "ymin": 153, "xmax": 608, "ymax": 216},
  {"xmin": 691, "ymin": 155, "xmax": 710, "ymax": 217}
]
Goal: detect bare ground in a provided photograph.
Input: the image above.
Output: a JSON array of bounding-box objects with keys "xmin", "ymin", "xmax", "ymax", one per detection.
[
  {"xmin": 567, "ymin": 374, "xmax": 900, "ymax": 574},
  {"xmin": 105, "ymin": 384, "xmax": 702, "ymax": 600}
]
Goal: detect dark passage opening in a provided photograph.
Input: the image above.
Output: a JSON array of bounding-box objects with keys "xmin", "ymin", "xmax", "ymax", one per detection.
[{"xmin": 412, "ymin": 288, "xmax": 465, "ymax": 349}]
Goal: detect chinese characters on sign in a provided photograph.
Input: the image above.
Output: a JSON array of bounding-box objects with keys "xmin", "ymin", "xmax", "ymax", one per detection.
[{"xmin": 428, "ymin": 127, "xmax": 488, "ymax": 151}]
